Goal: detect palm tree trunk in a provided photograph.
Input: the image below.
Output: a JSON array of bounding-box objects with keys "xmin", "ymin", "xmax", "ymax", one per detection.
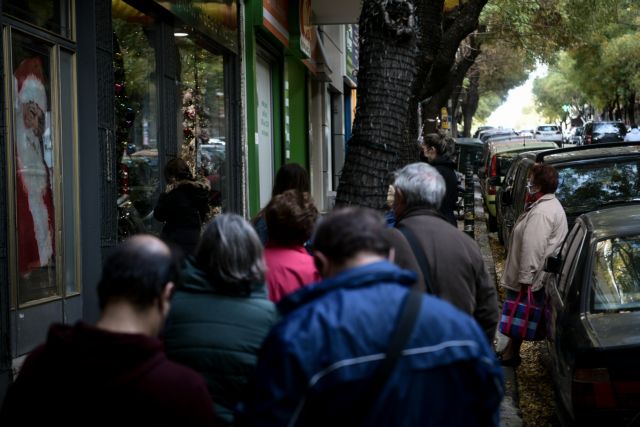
[{"xmin": 336, "ymin": 0, "xmax": 417, "ymax": 209}]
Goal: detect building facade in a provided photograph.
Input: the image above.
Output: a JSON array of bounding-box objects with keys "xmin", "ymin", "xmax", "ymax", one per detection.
[{"xmin": 0, "ymin": 0, "xmax": 359, "ymax": 403}]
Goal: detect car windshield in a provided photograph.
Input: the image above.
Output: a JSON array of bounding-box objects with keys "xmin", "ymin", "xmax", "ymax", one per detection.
[
  {"xmin": 538, "ymin": 126, "xmax": 558, "ymax": 132},
  {"xmin": 595, "ymin": 123, "xmax": 625, "ymax": 134},
  {"xmin": 555, "ymin": 160, "xmax": 640, "ymax": 215},
  {"xmin": 591, "ymin": 235, "xmax": 640, "ymax": 313}
]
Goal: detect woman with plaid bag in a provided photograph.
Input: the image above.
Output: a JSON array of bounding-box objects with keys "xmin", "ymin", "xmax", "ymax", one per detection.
[{"xmin": 498, "ymin": 164, "xmax": 568, "ymax": 366}]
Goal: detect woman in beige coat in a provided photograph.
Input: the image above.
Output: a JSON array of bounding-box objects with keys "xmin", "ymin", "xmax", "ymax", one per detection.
[{"xmin": 498, "ymin": 163, "xmax": 568, "ymax": 365}]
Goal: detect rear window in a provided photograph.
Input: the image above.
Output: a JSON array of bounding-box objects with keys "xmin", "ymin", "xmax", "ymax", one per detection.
[
  {"xmin": 555, "ymin": 160, "xmax": 640, "ymax": 215},
  {"xmin": 537, "ymin": 126, "xmax": 559, "ymax": 132},
  {"xmin": 591, "ymin": 235, "xmax": 640, "ymax": 313},
  {"xmin": 594, "ymin": 123, "xmax": 626, "ymax": 134}
]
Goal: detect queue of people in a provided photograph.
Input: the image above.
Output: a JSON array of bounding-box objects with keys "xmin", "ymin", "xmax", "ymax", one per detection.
[{"xmin": 1, "ymin": 153, "xmax": 570, "ymax": 426}]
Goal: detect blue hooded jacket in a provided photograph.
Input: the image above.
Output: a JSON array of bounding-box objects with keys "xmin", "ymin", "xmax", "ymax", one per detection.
[{"xmin": 238, "ymin": 261, "xmax": 504, "ymax": 426}]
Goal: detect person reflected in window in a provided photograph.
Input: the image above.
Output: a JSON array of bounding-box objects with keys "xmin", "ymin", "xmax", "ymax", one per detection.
[{"xmin": 154, "ymin": 158, "xmax": 209, "ymax": 258}]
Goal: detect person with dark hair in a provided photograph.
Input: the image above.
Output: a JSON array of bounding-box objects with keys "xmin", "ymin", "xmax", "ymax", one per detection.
[
  {"xmin": 237, "ymin": 207, "xmax": 504, "ymax": 426},
  {"xmin": 163, "ymin": 214, "xmax": 278, "ymax": 426},
  {"xmin": 252, "ymin": 163, "xmax": 310, "ymax": 245},
  {"xmin": 263, "ymin": 189, "xmax": 320, "ymax": 302},
  {"xmin": 392, "ymin": 162, "xmax": 498, "ymax": 342},
  {"xmin": 0, "ymin": 235, "xmax": 215, "ymax": 426},
  {"xmin": 154, "ymin": 157, "xmax": 210, "ymax": 257},
  {"xmin": 420, "ymin": 130, "xmax": 458, "ymax": 226},
  {"xmin": 498, "ymin": 164, "xmax": 567, "ymax": 365}
]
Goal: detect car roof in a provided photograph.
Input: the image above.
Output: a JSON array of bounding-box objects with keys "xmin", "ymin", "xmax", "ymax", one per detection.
[
  {"xmin": 580, "ymin": 204, "xmax": 640, "ymax": 239},
  {"xmin": 533, "ymin": 143, "xmax": 640, "ymax": 163},
  {"xmin": 455, "ymin": 137, "xmax": 483, "ymax": 146},
  {"xmin": 489, "ymin": 140, "xmax": 557, "ymax": 153}
]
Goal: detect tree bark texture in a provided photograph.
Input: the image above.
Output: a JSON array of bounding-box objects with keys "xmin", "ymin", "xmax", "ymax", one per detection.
[
  {"xmin": 462, "ymin": 67, "xmax": 480, "ymax": 137},
  {"xmin": 336, "ymin": 0, "xmax": 417, "ymax": 209},
  {"xmin": 422, "ymin": 32, "xmax": 480, "ymax": 133}
]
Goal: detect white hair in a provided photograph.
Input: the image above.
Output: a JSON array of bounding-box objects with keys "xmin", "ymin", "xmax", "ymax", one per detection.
[{"xmin": 393, "ymin": 162, "xmax": 446, "ymax": 209}]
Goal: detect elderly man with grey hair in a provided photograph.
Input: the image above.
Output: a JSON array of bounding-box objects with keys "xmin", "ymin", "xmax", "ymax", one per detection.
[{"xmin": 392, "ymin": 162, "xmax": 498, "ymax": 342}]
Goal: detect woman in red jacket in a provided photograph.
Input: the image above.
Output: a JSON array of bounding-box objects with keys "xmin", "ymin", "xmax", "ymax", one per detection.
[{"xmin": 264, "ymin": 189, "xmax": 320, "ymax": 302}]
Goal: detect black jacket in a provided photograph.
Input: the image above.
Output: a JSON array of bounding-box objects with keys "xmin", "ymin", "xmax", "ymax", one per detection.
[
  {"xmin": 154, "ymin": 179, "xmax": 209, "ymax": 255},
  {"xmin": 430, "ymin": 156, "xmax": 458, "ymax": 226}
]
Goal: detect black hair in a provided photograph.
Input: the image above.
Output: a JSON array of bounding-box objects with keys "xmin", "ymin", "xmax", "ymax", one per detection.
[
  {"xmin": 312, "ymin": 207, "xmax": 390, "ymax": 264},
  {"xmin": 272, "ymin": 163, "xmax": 310, "ymax": 197},
  {"xmin": 97, "ymin": 237, "xmax": 181, "ymax": 311},
  {"xmin": 164, "ymin": 157, "xmax": 193, "ymax": 182}
]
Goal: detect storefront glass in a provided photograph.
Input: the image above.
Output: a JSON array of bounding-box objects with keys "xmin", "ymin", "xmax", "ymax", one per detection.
[
  {"xmin": 2, "ymin": 0, "xmax": 71, "ymax": 38},
  {"xmin": 112, "ymin": 2, "xmax": 160, "ymax": 240},
  {"xmin": 11, "ymin": 32, "xmax": 57, "ymax": 303},
  {"xmin": 177, "ymin": 36, "xmax": 227, "ymax": 215}
]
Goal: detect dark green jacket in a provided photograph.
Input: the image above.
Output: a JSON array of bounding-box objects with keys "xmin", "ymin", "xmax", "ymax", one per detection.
[{"xmin": 163, "ymin": 258, "xmax": 278, "ymax": 426}]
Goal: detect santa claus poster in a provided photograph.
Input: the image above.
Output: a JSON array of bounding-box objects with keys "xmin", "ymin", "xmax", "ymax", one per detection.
[{"xmin": 12, "ymin": 38, "xmax": 56, "ymax": 295}]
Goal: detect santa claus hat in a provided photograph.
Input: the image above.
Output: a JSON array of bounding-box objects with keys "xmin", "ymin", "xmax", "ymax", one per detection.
[{"xmin": 18, "ymin": 74, "xmax": 47, "ymax": 112}]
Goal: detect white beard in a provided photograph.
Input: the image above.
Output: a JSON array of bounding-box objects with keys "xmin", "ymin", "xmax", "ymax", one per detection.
[{"xmin": 15, "ymin": 116, "xmax": 53, "ymax": 266}]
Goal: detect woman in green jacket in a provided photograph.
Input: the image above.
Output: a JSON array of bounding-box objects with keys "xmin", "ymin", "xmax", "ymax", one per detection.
[{"xmin": 163, "ymin": 214, "xmax": 278, "ymax": 426}]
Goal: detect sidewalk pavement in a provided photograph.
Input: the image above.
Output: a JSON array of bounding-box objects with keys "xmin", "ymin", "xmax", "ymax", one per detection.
[{"xmin": 471, "ymin": 179, "xmax": 523, "ymax": 427}]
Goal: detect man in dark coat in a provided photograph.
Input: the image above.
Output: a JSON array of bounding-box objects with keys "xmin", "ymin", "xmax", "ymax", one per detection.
[
  {"xmin": 0, "ymin": 235, "xmax": 215, "ymax": 426},
  {"xmin": 237, "ymin": 207, "xmax": 503, "ymax": 426},
  {"xmin": 392, "ymin": 162, "xmax": 499, "ymax": 342}
]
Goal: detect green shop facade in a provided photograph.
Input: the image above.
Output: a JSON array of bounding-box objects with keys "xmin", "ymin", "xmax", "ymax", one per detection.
[{"xmin": 244, "ymin": 0, "xmax": 322, "ymax": 215}]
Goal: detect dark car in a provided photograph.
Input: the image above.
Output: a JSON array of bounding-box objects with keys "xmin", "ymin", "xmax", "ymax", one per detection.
[
  {"xmin": 497, "ymin": 143, "xmax": 640, "ymax": 252},
  {"xmin": 454, "ymin": 137, "xmax": 484, "ymax": 175},
  {"xmin": 583, "ymin": 121, "xmax": 627, "ymax": 145},
  {"xmin": 543, "ymin": 204, "xmax": 640, "ymax": 425}
]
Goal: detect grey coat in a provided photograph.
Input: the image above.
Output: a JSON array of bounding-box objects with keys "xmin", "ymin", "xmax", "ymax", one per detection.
[{"xmin": 394, "ymin": 207, "xmax": 498, "ymax": 342}]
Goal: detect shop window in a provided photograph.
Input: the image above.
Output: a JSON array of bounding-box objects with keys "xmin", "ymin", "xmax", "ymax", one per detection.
[
  {"xmin": 8, "ymin": 29, "xmax": 79, "ymax": 305},
  {"xmin": 10, "ymin": 32, "xmax": 57, "ymax": 304},
  {"xmin": 177, "ymin": 36, "xmax": 227, "ymax": 215},
  {"xmin": 2, "ymin": 0, "xmax": 71, "ymax": 39},
  {"xmin": 112, "ymin": 3, "xmax": 159, "ymax": 240}
]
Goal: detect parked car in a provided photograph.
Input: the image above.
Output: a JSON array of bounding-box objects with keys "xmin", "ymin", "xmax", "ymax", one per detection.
[
  {"xmin": 497, "ymin": 143, "xmax": 640, "ymax": 252},
  {"xmin": 478, "ymin": 128, "xmax": 516, "ymax": 142},
  {"xmin": 583, "ymin": 121, "xmax": 626, "ymax": 145},
  {"xmin": 472, "ymin": 126, "xmax": 495, "ymax": 138},
  {"xmin": 534, "ymin": 124, "xmax": 563, "ymax": 146},
  {"xmin": 568, "ymin": 126, "xmax": 584, "ymax": 145},
  {"xmin": 478, "ymin": 139, "xmax": 558, "ymax": 231},
  {"xmin": 543, "ymin": 204, "xmax": 640, "ymax": 425}
]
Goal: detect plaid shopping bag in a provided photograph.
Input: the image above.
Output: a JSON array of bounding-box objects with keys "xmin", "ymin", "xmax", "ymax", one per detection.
[{"xmin": 499, "ymin": 287, "xmax": 544, "ymax": 341}]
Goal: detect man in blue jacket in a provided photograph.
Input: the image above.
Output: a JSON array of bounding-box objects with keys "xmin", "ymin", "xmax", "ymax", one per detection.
[{"xmin": 238, "ymin": 207, "xmax": 503, "ymax": 426}]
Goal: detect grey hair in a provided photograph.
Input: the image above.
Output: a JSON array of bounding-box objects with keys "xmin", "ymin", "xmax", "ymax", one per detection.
[
  {"xmin": 393, "ymin": 162, "xmax": 446, "ymax": 210},
  {"xmin": 195, "ymin": 214, "xmax": 265, "ymax": 294}
]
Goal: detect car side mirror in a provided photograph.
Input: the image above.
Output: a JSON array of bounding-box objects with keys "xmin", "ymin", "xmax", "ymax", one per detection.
[
  {"xmin": 488, "ymin": 176, "xmax": 502, "ymax": 186},
  {"xmin": 501, "ymin": 190, "xmax": 512, "ymax": 206},
  {"xmin": 544, "ymin": 254, "xmax": 562, "ymax": 274}
]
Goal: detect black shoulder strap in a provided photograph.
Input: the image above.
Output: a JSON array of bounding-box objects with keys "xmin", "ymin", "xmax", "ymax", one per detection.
[
  {"xmin": 351, "ymin": 288, "xmax": 423, "ymax": 425},
  {"xmin": 396, "ymin": 224, "xmax": 434, "ymax": 294}
]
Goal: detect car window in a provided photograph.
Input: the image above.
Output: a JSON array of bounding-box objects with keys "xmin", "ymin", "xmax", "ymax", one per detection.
[
  {"xmin": 555, "ymin": 160, "xmax": 640, "ymax": 215},
  {"xmin": 558, "ymin": 225, "xmax": 587, "ymax": 298},
  {"xmin": 591, "ymin": 235, "xmax": 640, "ymax": 313},
  {"xmin": 538, "ymin": 126, "xmax": 559, "ymax": 132},
  {"xmin": 594, "ymin": 123, "xmax": 625, "ymax": 134}
]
